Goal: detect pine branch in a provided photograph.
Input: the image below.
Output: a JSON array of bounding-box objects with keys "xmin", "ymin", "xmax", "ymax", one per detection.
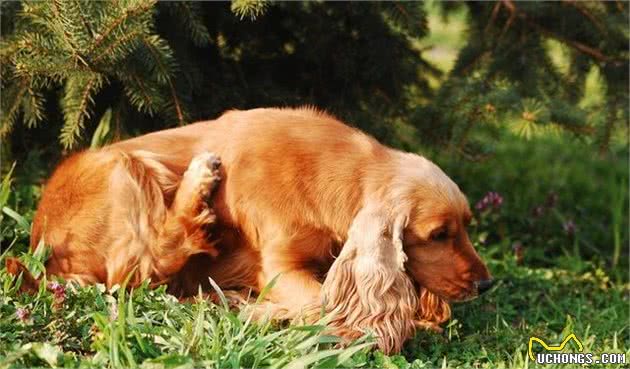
[
  {"xmin": 527, "ymin": 20, "xmax": 614, "ymax": 63},
  {"xmin": 91, "ymin": 31, "xmax": 142, "ymax": 65},
  {"xmin": 0, "ymin": 80, "xmax": 28, "ymax": 138},
  {"xmin": 140, "ymin": 35, "xmax": 183, "ymax": 123},
  {"xmin": 502, "ymin": 0, "xmax": 621, "ymax": 64},
  {"xmin": 380, "ymin": 2, "xmax": 428, "ymax": 38},
  {"xmin": 74, "ymin": 1, "xmax": 97, "ymax": 39},
  {"xmin": 0, "ymin": 36, "xmax": 22, "ymax": 77},
  {"xmin": 231, "ymin": 0, "xmax": 268, "ymax": 20},
  {"xmin": 23, "ymin": 87, "xmax": 45, "ymax": 128},
  {"xmin": 485, "ymin": 2, "xmax": 502, "ymax": 34},
  {"xmin": 163, "ymin": 2, "xmax": 211, "ymax": 46},
  {"xmin": 87, "ymin": 0, "xmax": 156, "ymax": 56},
  {"xmin": 50, "ymin": 0, "xmax": 89, "ymax": 67},
  {"xmin": 122, "ymin": 74, "xmax": 163, "ymax": 115},
  {"xmin": 60, "ymin": 72, "xmax": 105, "ymax": 148},
  {"xmin": 561, "ymin": 0, "xmax": 605, "ymax": 34},
  {"xmin": 13, "ymin": 32, "xmax": 74, "ymax": 83},
  {"xmin": 453, "ymin": 108, "xmax": 481, "ymax": 151}
]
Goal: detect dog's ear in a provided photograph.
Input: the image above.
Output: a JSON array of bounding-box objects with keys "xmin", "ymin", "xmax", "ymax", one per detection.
[
  {"xmin": 416, "ymin": 286, "xmax": 451, "ymax": 332},
  {"xmin": 321, "ymin": 202, "xmax": 417, "ymax": 354}
]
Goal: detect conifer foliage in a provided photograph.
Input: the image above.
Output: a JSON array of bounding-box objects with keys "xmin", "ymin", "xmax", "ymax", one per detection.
[
  {"xmin": 1, "ymin": 1, "xmax": 437, "ymax": 152},
  {"xmin": 424, "ymin": 1, "xmax": 629, "ymax": 155},
  {"xmin": 1, "ymin": 0, "xmax": 209, "ymax": 148},
  {"xmin": 1, "ymin": 1, "xmax": 628, "ymax": 156}
]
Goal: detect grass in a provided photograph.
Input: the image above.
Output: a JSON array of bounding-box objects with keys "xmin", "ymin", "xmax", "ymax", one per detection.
[
  {"xmin": 0, "ymin": 131, "xmax": 628, "ymax": 369},
  {"xmin": 435, "ymin": 132, "xmax": 629, "ymax": 280},
  {"xmin": 0, "ymin": 235, "xmax": 627, "ymax": 368}
]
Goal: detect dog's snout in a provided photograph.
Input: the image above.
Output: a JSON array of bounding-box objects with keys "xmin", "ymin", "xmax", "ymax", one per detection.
[{"xmin": 476, "ymin": 279, "xmax": 494, "ymax": 294}]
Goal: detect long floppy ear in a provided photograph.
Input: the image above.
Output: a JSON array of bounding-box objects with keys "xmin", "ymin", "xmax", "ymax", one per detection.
[
  {"xmin": 321, "ymin": 202, "xmax": 418, "ymax": 354},
  {"xmin": 416, "ymin": 287, "xmax": 451, "ymax": 332}
]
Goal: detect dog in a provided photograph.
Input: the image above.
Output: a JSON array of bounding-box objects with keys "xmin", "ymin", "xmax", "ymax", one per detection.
[{"xmin": 7, "ymin": 107, "xmax": 493, "ymax": 353}]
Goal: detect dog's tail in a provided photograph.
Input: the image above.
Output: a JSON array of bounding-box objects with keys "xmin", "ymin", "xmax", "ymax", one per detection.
[{"xmin": 5, "ymin": 257, "xmax": 41, "ymax": 293}]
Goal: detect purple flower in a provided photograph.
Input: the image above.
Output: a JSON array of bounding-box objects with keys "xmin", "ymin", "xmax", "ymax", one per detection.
[
  {"xmin": 16, "ymin": 308, "xmax": 30, "ymax": 321},
  {"xmin": 48, "ymin": 281, "xmax": 66, "ymax": 305},
  {"xmin": 48, "ymin": 281, "xmax": 65, "ymax": 295},
  {"xmin": 475, "ymin": 191, "xmax": 504, "ymax": 212},
  {"xmin": 563, "ymin": 220, "xmax": 576, "ymax": 236}
]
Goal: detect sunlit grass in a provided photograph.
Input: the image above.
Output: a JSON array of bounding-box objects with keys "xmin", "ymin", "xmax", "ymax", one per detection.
[
  {"xmin": 1, "ymin": 240, "xmax": 627, "ymax": 368},
  {"xmin": 1, "ymin": 136, "xmax": 628, "ymax": 368}
]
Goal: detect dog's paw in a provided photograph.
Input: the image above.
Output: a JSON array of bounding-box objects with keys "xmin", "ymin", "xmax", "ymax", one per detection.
[
  {"xmin": 185, "ymin": 152, "xmax": 222, "ymax": 200},
  {"xmin": 175, "ymin": 152, "xmax": 222, "ymax": 219},
  {"xmin": 413, "ymin": 319, "xmax": 444, "ymax": 333},
  {"xmin": 239, "ymin": 301, "xmax": 292, "ymax": 322}
]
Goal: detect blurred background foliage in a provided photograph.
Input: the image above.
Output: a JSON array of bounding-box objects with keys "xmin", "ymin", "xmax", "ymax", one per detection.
[{"xmin": 0, "ymin": 0, "xmax": 628, "ymax": 278}]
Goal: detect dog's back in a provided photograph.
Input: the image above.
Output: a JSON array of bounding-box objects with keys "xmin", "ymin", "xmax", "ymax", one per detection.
[{"xmin": 26, "ymin": 107, "xmax": 394, "ymax": 290}]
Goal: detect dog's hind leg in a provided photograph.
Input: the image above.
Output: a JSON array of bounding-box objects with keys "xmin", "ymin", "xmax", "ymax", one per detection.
[
  {"xmin": 151, "ymin": 152, "xmax": 223, "ymax": 281},
  {"xmin": 105, "ymin": 151, "xmax": 222, "ymax": 288},
  {"xmin": 11, "ymin": 150, "xmax": 221, "ymax": 292}
]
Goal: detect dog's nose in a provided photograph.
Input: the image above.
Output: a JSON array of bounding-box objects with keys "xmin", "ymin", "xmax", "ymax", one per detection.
[{"xmin": 477, "ymin": 279, "xmax": 494, "ymax": 294}]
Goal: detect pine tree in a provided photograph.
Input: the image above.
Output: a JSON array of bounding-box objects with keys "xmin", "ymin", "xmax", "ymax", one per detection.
[
  {"xmin": 420, "ymin": 1, "xmax": 629, "ymax": 155},
  {"xmin": 1, "ymin": 1, "xmax": 627, "ymax": 159},
  {"xmin": 1, "ymin": 0, "xmax": 211, "ymax": 149},
  {"xmin": 1, "ymin": 1, "xmax": 438, "ymax": 154}
]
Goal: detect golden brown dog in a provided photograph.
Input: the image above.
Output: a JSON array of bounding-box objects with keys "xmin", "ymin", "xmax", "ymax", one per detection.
[{"xmin": 8, "ymin": 107, "xmax": 492, "ymax": 353}]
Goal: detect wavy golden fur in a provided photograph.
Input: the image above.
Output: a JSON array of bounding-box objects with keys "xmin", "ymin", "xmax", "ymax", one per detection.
[{"xmin": 7, "ymin": 107, "xmax": 491, "ymax": 353}]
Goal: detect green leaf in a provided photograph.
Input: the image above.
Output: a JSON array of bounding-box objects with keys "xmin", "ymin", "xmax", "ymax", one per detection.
[
  {"xmin": 29, "ymin": 342, "xmax": 62, "ymax": 367},
  {"xmin": 256, "ymin": 273, "xmax": 281, "ymax": 304},
  {"xmin": 331, "ymin": 342, "xmax": 375, "ymax": 365},
  {"xmin": 140, "ymin": 354, "xmax": 194, "ymax": 369},
  {"xmin": 281, "ymin": 344, "xmax": 372, "ymax": 369},
  {"xmin": 2, "ymin": 206, "xmax": 30, "ymax": 232},
  {"xmin": 91, "ymin": 108, "xmax": 112, "ymax": 148},
  {"xmin": 0, "ymin": 162, "xmax": 15, "ymax": 209},
  {"xmin": 19, "ymin": 239, "xmax": 51, "ymax": 278},
  {"xmin": 207, "ymin": 276, "xmax": 229, "ymax": 311}
]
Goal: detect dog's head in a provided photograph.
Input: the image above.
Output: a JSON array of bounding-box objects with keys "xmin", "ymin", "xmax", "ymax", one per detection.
[
  {"xmin": 401, "ymin": 191, "xmax": 493, "ymax": 302},
  {"xmin": 393, "ymin": 153, "xmax": 493, "ymax": 302},
  {"xmin": 321, "ymin": 153, "xmax": 492, "ymax": 353}
]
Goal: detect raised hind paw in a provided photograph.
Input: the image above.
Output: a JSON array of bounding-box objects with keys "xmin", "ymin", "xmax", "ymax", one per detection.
[
  {"xmin": 174, "ymin": 152, "xmax": 222, "ymax": 220},
  {"xmin": 186, "ymin": 152, "xmax": 222, "ymax": 200}
]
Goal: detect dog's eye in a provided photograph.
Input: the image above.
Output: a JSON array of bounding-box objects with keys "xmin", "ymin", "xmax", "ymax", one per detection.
[{"xmin": 430, "ymin": 227, "xmax": 449, "ymax": 242}]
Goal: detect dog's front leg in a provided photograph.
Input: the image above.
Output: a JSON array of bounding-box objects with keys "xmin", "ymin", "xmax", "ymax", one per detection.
[{"xmin": 252, "ymin": 231, "xmax": 328, "ymax": 319}]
